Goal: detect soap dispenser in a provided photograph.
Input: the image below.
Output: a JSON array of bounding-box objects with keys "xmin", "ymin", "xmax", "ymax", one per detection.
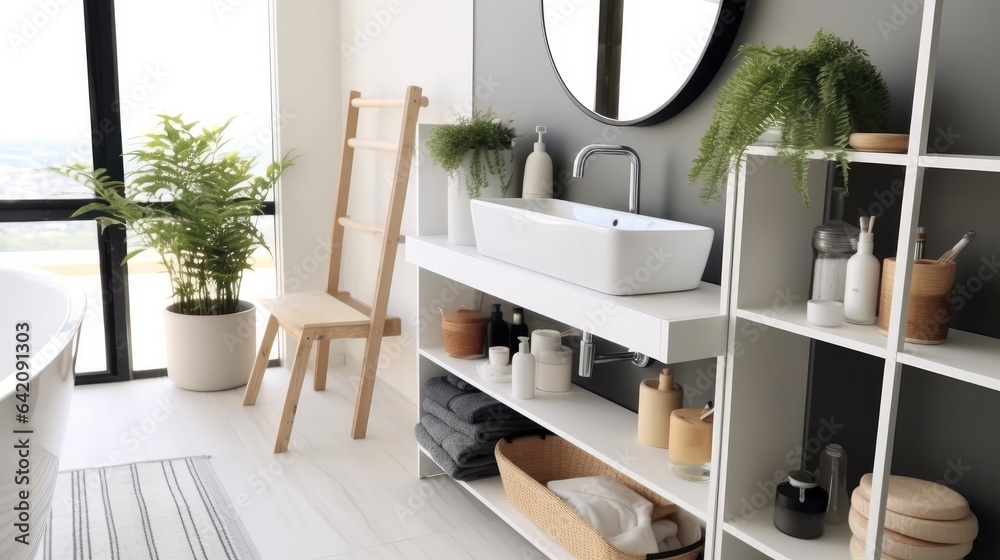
[
  {"xmin": 512, "ymin": 336, "xmax": 535, "ymax": 399},
  {"xmin": 637, "ymin": 368, "xmax": 684, "ymax": 448},
  {"xmin": 844, "ymin": 217, "xmax": 880, "ymax": 324},
  {"xmin": 521, "ymin": 126, "xmax": 553, "ymax": 199},
  {"xmin": 485, "ymin": 304, "xmax": 509, "ymax": 358},
  {"xmin": 508, "ymin": 307, "xmax": 529, "ymax": 358}
]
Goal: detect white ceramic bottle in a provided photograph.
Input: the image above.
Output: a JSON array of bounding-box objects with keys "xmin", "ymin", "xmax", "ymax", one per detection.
[
  {"xmin": 511, "ymin": 336, "xmax": 535, "ymax": 399},
  {"xmin": 843, "ymin": 231, "xmax": 880, "ymax": 324},
  {"xmin": 521, "ymin": 126, "xmax": 552, "ymax": 199}
]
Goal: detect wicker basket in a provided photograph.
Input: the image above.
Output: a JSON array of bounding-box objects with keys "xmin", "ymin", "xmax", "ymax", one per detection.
[{"xmin": 496, "ymin": 435, "xmax": 705, "ymax": 560}]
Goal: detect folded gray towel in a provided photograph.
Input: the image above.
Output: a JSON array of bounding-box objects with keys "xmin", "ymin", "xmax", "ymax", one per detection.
[
  {"xmin": 447, "ymin": 373, "xmax": 478, "ymax": 392},
  {"xmin": 421, "ymin": 413, "xmax": 498, "ymax": 467},
  {"xmin": 423, "ymin": 375, "xmax": 468, "ymax": 408},
  {"xmin": 414, "ymin": 423, "xmax": 499, "ymax": 481},
  {"xmin": 423, "ymin": 398, "xmax": 541, "ymax": 443},
  {"xmin": 423, "ymin": 376, "xmax": 507, "ymax": 423}
]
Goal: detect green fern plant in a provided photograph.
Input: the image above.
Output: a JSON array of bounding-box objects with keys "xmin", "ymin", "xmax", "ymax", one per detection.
[
  {"xmin": 55, "ymin": 114, "xmax": 293, "ymax": 316},
  {"xmin": 689, "ymin": 30, "xmax": 892, "ymax": 207},
  {"xmin": 427, "ymin": 109, "xmax": 515, "ymax": 198}
]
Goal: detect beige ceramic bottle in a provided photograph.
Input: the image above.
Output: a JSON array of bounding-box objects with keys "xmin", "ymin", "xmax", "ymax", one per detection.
[{"xmin": 637, "ymin": 368, "xmax": 684, "ymax": 448}]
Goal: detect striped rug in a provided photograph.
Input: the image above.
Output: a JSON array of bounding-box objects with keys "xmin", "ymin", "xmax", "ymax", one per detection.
[{"xmin": 36, "ymin": 457, "xmax": 260, "ymax": 560}]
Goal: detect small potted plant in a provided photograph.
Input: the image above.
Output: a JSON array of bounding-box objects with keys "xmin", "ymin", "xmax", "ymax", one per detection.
[
  {"xmin": 689, "ymin": 30, "xmax": 893, "ymax": 207},
  {"xmin": 427, "ymin": 109, "xmax": 516, "ymax": 245},
  {"xmin": 56, "ymin": 114, "xmax": 293, "ymax": 391}
]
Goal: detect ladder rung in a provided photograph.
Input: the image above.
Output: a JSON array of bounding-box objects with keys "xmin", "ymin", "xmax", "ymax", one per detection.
[
  {"xmin": 339, "ymin": 217, "xmax": 383, "ymax": 235},
  {"xmin": 351, "ymin": 96, "xmax": 429, "ymax": 108},
  {"xmin": 338, "ymin": 217, "xmax": 406, "ymax": 244},
  {"xmin": 347, "ymin": 138, "xmax": 397, "ymax": 152}
]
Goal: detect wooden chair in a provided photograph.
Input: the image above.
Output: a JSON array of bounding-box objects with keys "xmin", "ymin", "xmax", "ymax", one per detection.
[{"xmin": 243, "ymin": 85, "xmax": 427, "ymax": 452}]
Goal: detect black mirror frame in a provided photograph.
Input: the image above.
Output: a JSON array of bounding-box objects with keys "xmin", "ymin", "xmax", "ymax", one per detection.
[{"xmin": 540, "ymin": 0, "xmax": 748, "ymax": 127}]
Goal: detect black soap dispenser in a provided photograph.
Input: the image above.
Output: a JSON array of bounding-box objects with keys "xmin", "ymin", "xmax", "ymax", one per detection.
[
  {"xmin": 509, "ymin": 307, "xmax": 529, "ymax": 358},
  {"xmin": 485, "ymin": 304, "xmax": 510, "ymax": 360}
]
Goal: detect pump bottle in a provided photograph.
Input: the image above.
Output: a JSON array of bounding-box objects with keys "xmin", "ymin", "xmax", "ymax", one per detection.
[
  {"xmin": 512, "ymin": 336, "xmax": 535, "ymax": 399},
  {"xmin": 521, "ymin": 126, "xmax": 553, "ymax": 199},
  {"xmin": 844, "ymin": 230, "xmax": 880, "ymax": 324}
]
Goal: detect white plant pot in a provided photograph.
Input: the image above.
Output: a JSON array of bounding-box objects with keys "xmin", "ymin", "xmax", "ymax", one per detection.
[
  {"xmin": 447, "ymin": 150, "xmax": 514, "ymax": 246},
  {"xmin": 163, "ymin": 301, "xmax": 257, "ymax": 391}
]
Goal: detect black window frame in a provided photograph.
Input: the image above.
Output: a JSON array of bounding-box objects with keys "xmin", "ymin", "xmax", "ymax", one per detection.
[{"xmin": 1, "ymin": 0, "xmax": 278, "ymax": 384}]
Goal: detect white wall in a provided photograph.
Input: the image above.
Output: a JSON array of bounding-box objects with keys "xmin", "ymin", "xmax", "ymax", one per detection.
[
  {"xmin": 274, "ymin": 0, "xmax": 472, "ymax": 403},
  {"xmin": 272, "ymin": 0, "xmax": 343, "ymax": 358}
]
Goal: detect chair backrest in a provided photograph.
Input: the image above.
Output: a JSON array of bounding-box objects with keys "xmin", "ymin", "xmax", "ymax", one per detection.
[{"xmin": 324, "ymin": 86, "xmax": 426, "ymax": 311}]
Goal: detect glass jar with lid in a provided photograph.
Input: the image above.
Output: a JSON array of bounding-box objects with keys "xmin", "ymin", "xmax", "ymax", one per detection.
[{"xmin": 811, "ymin": 221, "xmax": 860, "ymax": 302}]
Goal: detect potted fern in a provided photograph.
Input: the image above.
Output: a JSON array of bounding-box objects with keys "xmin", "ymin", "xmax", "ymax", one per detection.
[
  {"xmin": 56, "ymin": 114, "xmax": 292, "ymax": 391},
  {"xmin": 427, "ymin": 109, "xmax": 515, "ymax": 245},
  {"xmin": 689, "ymin": 30, "xmax": 892, "ymax": 207}
]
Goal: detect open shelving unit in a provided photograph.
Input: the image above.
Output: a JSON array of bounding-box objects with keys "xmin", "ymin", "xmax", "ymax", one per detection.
[
  {"xmin": 409, "ymin": 1, "xmax": 997, "ymax": 557},
  {"xmin": 408, "ymin": 121, "xmax": 731, "ymax": 558},
  {"xmin": 716, "ymin": 1, "xmax": 998, "ymax": 558}
]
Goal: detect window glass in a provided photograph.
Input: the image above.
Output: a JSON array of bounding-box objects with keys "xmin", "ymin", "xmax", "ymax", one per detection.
[
  {"xmin": 0, "ymin": 221, "xmax": 107, "ymax": 373},
  {"xmin": 0, "ymin": 1, "xmax": 94, "ymax": 199}
]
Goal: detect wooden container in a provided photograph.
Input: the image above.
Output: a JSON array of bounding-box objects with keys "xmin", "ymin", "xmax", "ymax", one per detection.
[
  {"xmin": 878, "ymin": 258, "xmax": 956, "ymax": 344},
  {"xmin": 441, "ymin": 308, "xmax": 488, "ymax": 358}
]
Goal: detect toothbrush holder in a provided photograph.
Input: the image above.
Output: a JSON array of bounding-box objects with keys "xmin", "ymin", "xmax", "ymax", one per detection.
[{"xmin": 878, "ymin": 258, "xmax": 956, "ymax": 344}]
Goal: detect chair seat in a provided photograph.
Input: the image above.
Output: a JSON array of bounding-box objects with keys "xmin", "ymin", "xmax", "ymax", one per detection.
[{"xmin": 262, "ymin": 291, "xmax": 370, "ymax": 329}]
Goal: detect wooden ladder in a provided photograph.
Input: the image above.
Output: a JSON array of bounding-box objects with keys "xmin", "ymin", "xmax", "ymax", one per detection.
[{"xmin": 243, "ymin": 85, "xmax": 427, "ymax": 452}]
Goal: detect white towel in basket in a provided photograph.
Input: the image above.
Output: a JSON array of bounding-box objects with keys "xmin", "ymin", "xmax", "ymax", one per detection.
[{"xmin": 547, "ymin": 475, "xmax": 680, "ymax": 554}]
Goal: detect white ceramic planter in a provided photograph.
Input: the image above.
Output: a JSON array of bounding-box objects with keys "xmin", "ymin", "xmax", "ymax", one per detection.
[
  {"xmin": 447, "ymin": 150, "xmax": 514, "ymax": 246},
  {"xmin": 163, "ymin": 301, "xmax": 257, "ymax": 391}
]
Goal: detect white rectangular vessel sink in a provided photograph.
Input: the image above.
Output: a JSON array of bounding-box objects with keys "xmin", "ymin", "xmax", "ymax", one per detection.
[{"xmin": 470, "ymin": 198, "xmax": 714, "ymax": 295}]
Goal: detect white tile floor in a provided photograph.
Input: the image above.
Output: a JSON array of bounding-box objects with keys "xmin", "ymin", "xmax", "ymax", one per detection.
[{"xmin": 60, "ymin": 366, "xmax": 539, "ymax": 560}]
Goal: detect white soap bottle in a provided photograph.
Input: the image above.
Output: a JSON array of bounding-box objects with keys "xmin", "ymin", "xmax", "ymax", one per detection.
[
  {"xmin": 511, "ymin": 336, "xmax": 535, "ymax": 399},
  {"xmin": 844, "ymin": 230, "xmax": 880, "ymax": 324},
  {"xmin": 521, "ymin": 126, "xmax": 553, "ymax": 199}
]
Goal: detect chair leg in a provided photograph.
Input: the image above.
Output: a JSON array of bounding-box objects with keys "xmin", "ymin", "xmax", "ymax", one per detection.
[
  {"xmin": 243, "ymin": 314, "xmax": 279, "ymax": 406},
  {"xmin": 274, "ymin": 333, "xmax": 315, "ymax": 453},
  {"xmin": 314, "ymin": 340, "xmax": 330, "ymax": 391},
  {"xmin": 350, "ymin": 327, "xmax": 385, "ymax": 439}
]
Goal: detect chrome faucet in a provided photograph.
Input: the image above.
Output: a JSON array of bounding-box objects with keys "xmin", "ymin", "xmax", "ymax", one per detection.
[
  {"xmin": 571, "ymin": 145, "xmax": 646, "ymax": 376},
  {"xmin": 571, "ymin": 144, "xmax": 641, "ymax": 214},
  {"xmin": 567, "ymin": 330, "xmax": 649, "ymax": 378}
]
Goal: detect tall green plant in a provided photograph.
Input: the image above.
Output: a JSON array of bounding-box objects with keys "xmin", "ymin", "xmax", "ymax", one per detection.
[
  {"xmin": 56, "ymin": 114, "xmax": 293, "ymax": 315},
  {"xmin": 426, "ymin": 109, "xmax": 515, "ymax": 198},
  {"xmin": 689, "ymin": 30, "xmax": 892, "ymax": 207}
]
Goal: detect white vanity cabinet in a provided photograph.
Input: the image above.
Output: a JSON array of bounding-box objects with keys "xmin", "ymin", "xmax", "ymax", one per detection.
[{"xmin": 407, "ymin": 125, "xmax": 731, "ymax": 558}]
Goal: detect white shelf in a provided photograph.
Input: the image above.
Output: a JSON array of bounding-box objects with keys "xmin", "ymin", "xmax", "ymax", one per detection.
[
  {"xmin": 406, "ymin": 235, "xmax": 727, "ymax": 364},
  {"xmin": 744, "ymin": 144, "xmax": 910, "ymax": 166},
  {"xmin": 736, "ymin": 304, "xmax": 888, "ymax": 358},
  {"xmin": 419, "ymin": 344, "xmax": 712, "ymax": 521},
  {"xmin": 417, "ymin": 447, "xmax": 576, "ymax": 560},
  {"xmin": 899, "ymin": 329, "xmax": 1000, "ymax": 391},
  {"xmin": 919, "ymin": 153, "xmax": 1000, "ymax": 173},
  {"xmin": 723, "ymin": 505, "xmax": 852, "ymax": 560}
]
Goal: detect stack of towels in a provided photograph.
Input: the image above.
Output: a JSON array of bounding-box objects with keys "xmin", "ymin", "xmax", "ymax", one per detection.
[
  {"xmin": 848, "ymin": 473, "xmax": 978, "ymax": 560},
  {"xmin": 415, "ymin": 374, "xmax": 543, "ymax": 481}
]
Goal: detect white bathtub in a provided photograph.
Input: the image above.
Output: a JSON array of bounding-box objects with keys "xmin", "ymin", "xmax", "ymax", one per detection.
[{"xmin": 0, "ymin": 267, "xmax": 85, "ymax": 559}]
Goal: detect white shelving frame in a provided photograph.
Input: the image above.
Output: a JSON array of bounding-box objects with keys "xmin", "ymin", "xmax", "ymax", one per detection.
[{"xmin": 716, "ymin": 1, "xmax": 997, "ymax": 558}]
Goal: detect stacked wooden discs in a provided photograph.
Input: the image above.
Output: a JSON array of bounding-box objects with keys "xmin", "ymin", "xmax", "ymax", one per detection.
[{"xmin": 849, "ymin": 474, "xmax": 978, "ymax": 560}]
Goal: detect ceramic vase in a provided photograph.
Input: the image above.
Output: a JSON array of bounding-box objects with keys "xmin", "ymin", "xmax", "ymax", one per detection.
[
  {"xmin": 447, "ymin": 149, "xmax": 513, "ymax": 246},
  {"xmin": 164, "ymin": 300, "xmax": 257, "ymax": 391}
]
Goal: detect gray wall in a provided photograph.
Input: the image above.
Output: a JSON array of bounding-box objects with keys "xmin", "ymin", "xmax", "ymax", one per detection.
[{"xmin": 474, "ymin": 1, "xmax": 1000, "ymax": 557}]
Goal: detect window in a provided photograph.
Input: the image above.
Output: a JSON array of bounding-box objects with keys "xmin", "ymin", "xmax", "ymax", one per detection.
[{"xmin": 0, "ymin": 0, "xmax": 279, "ymax": 381}]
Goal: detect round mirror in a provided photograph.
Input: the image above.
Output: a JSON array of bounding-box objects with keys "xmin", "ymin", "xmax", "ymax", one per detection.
[{"xmin": 541, "ymin": 0, "xmax": 744, "ymax": 126}]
